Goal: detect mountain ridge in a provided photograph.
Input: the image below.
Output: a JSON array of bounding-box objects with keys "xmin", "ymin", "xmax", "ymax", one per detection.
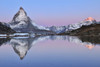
[{"xmin": 0, "ymin": 7, "xmax": 99, "ymax": 36}]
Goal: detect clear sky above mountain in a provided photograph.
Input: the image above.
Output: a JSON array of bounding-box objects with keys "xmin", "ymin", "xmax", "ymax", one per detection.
[{"xmin": 0, "ymin": 0, "xmax": 100, "ymax": 26}]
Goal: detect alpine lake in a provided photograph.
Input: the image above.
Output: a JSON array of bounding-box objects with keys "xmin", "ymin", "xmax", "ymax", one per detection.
[{"xmin": 0, "ymin": 35, "xmax": 100, "ymax": 67}]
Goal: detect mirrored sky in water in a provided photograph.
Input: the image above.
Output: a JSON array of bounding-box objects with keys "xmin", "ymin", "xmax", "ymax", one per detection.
[
  {"xmin": 0, "ymin": 0, "xmax": 100, "ymax": 26},
  {"xmin": 0, "ymin": 36, "xmax": 100, "ymax": 67}
]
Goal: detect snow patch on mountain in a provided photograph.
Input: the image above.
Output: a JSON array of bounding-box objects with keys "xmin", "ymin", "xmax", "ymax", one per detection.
[
  {"xmin": 64, "ymin": 17, "xmax": 97, "ymax": 32},
  {"xmin": 12, "ymin": 7, "xmax": 29, "ymax": 22},
  {"xmin": 9, "ymin": 7, "xmax": 50, "ymax": 33},
  {"xmin": 49, "ymin": 26, "xmax": 66, "ymax": 34},
  {"xmin": 31, "ymin": 21, "xmax": 50, "ymax": 30},
  {"xmin": 48, "ymin": 17, "xmax": 97, "ymax": 34},
  {"xmin": 85, "ymin": 17, "xmax": 95, "ymax": 21}
]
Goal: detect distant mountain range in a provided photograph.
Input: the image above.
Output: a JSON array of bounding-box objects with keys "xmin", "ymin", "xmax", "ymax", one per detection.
[{"xmin": 0, "ymin": 7, "xmax": 100, "ymax": 36}]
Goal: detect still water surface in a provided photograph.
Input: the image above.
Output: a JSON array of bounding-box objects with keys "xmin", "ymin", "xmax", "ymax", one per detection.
[{"xmin": 0, "ymin": 36, "xmax": 100, "ymax": 67}]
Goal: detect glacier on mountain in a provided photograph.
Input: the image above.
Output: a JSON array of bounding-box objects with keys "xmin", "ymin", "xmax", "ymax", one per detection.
[
  {"xmin": 49, "ymin": 26, "xmax": 66, "ymax": 34},
  {"xmin": 48, "ymin": 19, "xmax": 97, "ymax": 34},
  {"xmin": 66, "ymin": 20, "xmax": 96, "ymax": 31}
]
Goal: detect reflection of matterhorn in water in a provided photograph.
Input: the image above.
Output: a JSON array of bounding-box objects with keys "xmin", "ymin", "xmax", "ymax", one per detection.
[
  {"xmin": 10, "ymin": 38, "xmax": 31, "ymax": 60},
  {"xmin": 0, "ymin": 36, "xmax": 100, "ymax": 60},
  {"xmin": 10, "ymin": 36, "xmax": 100, "ymax": 60},
  {"xmin": 9, "ymin": 36, "xmax": 50, "ymax": 60}
]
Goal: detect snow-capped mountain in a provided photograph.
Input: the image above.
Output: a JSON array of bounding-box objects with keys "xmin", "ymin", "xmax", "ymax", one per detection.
[
  {"xmin": 9, "ymin": 7, "xmax": 53, "ymax": 34},
  {"xmin": 8, "ymin": 7, "xmax": 99, "ymax": 35},
  {"xmin": 48, "ymin": 17, "xmax": 97, "ymax": 34},
  {"xmin": 10, "ymin": 7, "xmax": 31, "ymax": 29},
  {"xmin": 10, "ymin": 7, "xmax": 49, "ymax": 30},
  {"xmin": 62, "ymin": 17, "xmax": 100, "ymax": 36},
  {"xmin": 9, "ymin": 7, "xmax": 66, "ymax": 34},
  {"xmin": 49, "ymin": 26, "xmax": 66, "ymax": 34},
  {"xmin": 65, "ymin": 17, "xmax": 97, "ymax": 31}
]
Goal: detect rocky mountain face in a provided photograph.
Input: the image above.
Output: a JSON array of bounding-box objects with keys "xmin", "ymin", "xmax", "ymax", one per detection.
[
  {"xmin": 60, "ymin": 17, "xmax": 100, "ymax": 36},
  {"xmin": 65, "ymin": 17, "xmax": 97, "ymax": 32},
  {"xmin": 49, "ymin": 17, "xmax": 97, "ymax": 35},
  {"xmin": 9, "ymin": 7, "xmax": 54, "ymax": 35},
  {"xmin": 0, "ymin": 7, "xmax": 100, "ymax": 36},
  {"xmin": 10, "ymin": 7, "xmax": 32, "ymax": 30},
  {"xmin": 66, "ymin": 24, "xmax": 100, "ymax": 36},
  {"xmin": 49, "ymin": 26, "xmax": 66, "ymax": 34},
  {"xmin": 0, "ymin": 22, "xmax": 15, "ymax": 34}
]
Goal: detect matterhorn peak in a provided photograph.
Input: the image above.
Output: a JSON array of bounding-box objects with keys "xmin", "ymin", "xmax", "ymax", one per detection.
[
  {"xmin": 85, "ymin": 17, "xmax": 96, "ymax": 21},
  {"xmin": 19, "ymin": 7, "xmax": 27, "ymax": 15},
  {"xmin": 12, "ymin": 7, "xmax": 29, "ymax": 22},
  {"xmin": 20, "ymin": 7, "xmax": 24, "ymax": 10}
]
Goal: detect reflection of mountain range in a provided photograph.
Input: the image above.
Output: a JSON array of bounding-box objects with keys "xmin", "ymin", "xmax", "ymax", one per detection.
[
  {"xmin": 10, "ymin": 38, "xmax": 32, "ymax": 59},
  {"xmin": 10, "ymin": 36, "xmax": 47, "ymax": 60},
  {"xmin": 0, "ymin": 36, "xmax": 100, "ymax": 59},
  {"xmin": 78, "ymin": 36, "xmax": 100, "ymax": 44},
  {"xmin": 0, "ymin": 38, "xmax": 11, "ymax": 46}
]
